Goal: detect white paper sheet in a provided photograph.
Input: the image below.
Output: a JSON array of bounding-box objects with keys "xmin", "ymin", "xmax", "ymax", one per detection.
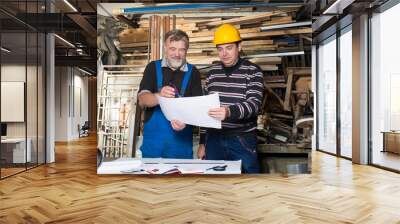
[
  {"xmin": 97, "ymin": 159, "xmax": 142, "ymax": 174},
  {"xmin": 156, "ymin": 93, "xmax": 221, "ymax": 129},
  {"xmin": 140, "ymin": 158, "xmax": 242, "ymax": 174}
]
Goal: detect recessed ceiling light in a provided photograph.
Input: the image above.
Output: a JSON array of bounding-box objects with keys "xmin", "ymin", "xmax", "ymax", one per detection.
[
  {"xmin": 1, "ymin": 47, "xmax": 11, "ymax": 53},
  {"xmin": 78, "ymin": 67, "xmax": 92, "ymax": 76},
  {"xmin": 63, "ymin": 0, "xmax": 78, "ymax": 12},
  {"xmin": 54, "ymin": 34, "xmax": 75, "ymax": 48}
]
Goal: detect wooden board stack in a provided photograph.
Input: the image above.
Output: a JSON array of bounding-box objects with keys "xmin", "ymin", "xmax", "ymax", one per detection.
[{"xmin": 117, "ymin": 8, "xmax": 311, "ymax": 73}]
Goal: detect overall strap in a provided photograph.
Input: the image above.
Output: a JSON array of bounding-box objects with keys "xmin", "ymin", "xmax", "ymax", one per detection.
[
  {"xmin": 155, "ymin": 60, "xmax": 163, "ymax": 91},
  {"xmin": 180, "ymin": 63, "xmax": 193, "ymax": 96}
]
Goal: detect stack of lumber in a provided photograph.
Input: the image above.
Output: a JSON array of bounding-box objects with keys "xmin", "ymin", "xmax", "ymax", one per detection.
[{"xmin": 116, "ymin": 8, "xmax": 311, "ymax": 72}]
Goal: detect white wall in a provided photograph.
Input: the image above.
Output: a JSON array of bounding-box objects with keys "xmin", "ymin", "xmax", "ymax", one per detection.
[
  {"xmin": 55, "ymin": 67, "xmax": 89, "ymax": 141},
  {"xmin": 55, "ymin": 66, "xmax": 69, "ymax": 141},
  {"xmin": 1, "ymin": 65, "xmax": 35, "ymax": 138},
  {"xmin": 71, "ymin": 72, "xmax": 89, "ymax": 138},
  {"xmin": 1, "ymin": 65, "xmax": 26, "ymax": 140}
]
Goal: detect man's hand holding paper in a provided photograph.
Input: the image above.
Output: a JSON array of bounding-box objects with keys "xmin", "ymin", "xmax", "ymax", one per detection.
[{"xmin": 156, "ymin": 93, "xmax": 222, "ymax": 129}]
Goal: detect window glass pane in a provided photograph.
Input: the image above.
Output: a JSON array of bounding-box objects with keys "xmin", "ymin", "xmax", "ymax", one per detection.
[
  {"xmin": 371, "ymin": 3, "xmax": 400, "ymax": 171},
  {"xmin": 27, "ymin": 31, "xmax": 38, "ymax": 169},
  {"xmin": 0, "ymin": 0, "xmax": 46, "ymax": 179},
  {"xmin": 340, "ymin": 27, "xmax": 352, "ymax": 158},
  {"xmin": 318, "ymin": 35, "xmax": 337, "ymax": 154}
]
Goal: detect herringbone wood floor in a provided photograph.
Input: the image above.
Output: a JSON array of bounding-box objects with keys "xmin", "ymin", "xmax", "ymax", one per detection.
[{"xmin": 1, "ymin": 135, "xmax": 400, "ymax": 224}]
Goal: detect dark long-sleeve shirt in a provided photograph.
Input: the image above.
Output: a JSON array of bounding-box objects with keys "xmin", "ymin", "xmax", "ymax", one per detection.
[{"xmin": 200, "ymin": 58, "xmax": 264, "ymax": 144}]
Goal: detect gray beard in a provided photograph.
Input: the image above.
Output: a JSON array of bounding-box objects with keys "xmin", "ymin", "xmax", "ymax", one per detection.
[{"xmin": 167, "ymin": 58, "xmax": 185, "ymax": 70}]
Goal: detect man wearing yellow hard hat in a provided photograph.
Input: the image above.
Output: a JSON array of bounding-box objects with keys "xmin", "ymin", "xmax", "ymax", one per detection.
[{"xmin": 197, "ymin": 24, "xmax": 264, "ymax": 173}]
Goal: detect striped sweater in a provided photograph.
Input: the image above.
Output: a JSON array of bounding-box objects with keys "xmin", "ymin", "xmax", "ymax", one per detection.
[{"xmin": 199, "ymin": 58, "xmax": 264, "ymax": 144}]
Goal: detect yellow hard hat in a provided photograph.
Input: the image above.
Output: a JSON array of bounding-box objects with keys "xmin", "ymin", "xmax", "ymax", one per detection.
[{"xmin": 213, "ymin": 24, "xmax": 242, "ymax": 46}]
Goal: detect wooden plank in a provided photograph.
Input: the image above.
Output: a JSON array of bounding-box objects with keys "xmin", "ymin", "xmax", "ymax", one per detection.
[
  {"xmin": 149, "ymin": 16, "xmax": 154, "ymax": 60},
  {"xmin": 189, "ymin": 40, "xmax": 274, "ymax": 49},
  {"xmin": 122, "ymin": 53, "xmax": 149, "ymax": 57},
  {"xmin": 187, "ymin": 53, "xmax": 281, "ymax": 65},
  {"xmin": 187, "ymin": 49, "xmax": 206, "ymax": 54},
  {"xmin": 172, "ymin": 15, "xmax": 176, "ymax": 30},
  {"xmin": 150, "ymin": 15, "xmax": 162, "ymax": 61},
  {"xmin": 300, "ymin": 34, "xmax": 312, "ymax": 42},
  {"xmin": 140, "ymin": 18, "xmax": 208, "ymax": 26},
  {"xmin": 189, "ymin": 36, "xmax": 214, "ymax": 43},
  {"xmin": 188, "ymin": 30, "xmax": 219, "ymax": 38},
  {"xmin": 267, "ymin": 83, "xmax": 287, "ymax": 88},
  {"xmin": 265, "ymin": 75, "xmax": 285, "ymax": 83},
  {"xmin": 189, "ymin": 48, "xmax": 215, "ymax": 53},
  {"xmin": 241, "ymin": 39, "xmax": 274, "ymax": 46},
  {"xmin": 189, "ymin": 27, "xmax": 260, "ymax": 38},
  {"xmin": 187, "ymin": 56, "xmax": 219, "ymax": 64},
  {"xmin": 266, "ymin": 86, "xmax": 284, "ymax": 109},
  {"xmin": 120, "ymin": 49, "xmax": 148, "ymax": 54},
  {"xmin": 205, "ymin": 10, "xmax": 291, "ymax": 27},
  {"xmin": 239, "ymin": 16, "xmax": 294, "ymax": 28},
  {"xmin": 195, "ymin": 18, "xmax": 222, "ymax": 27},
  {"xmin": 270, "ymin": 113, "xmax": 294, "ymax": 119},
  {"xmin": 241, "ymin": 28, "xmax": 312, "ymax": 39},
  {"xmin": 284, "ymin": 69, "xmax": 294, "ymax": 111},
  {"xmin": 276, "ymin": 41, "xmax": 289, "ymax": 46},
  {"xmin": 164, "ymin": 15, "xmax": 170, "ymax": 35},
  {"xmin": 188, "ymin": 43, "xmax": 215, "ymax": 49},
  {"xmin": 119, "ymin": 42, "xmax": 148, "ymax": 48},
  {"xmin": 259, "ymin": 65, "xmax": 278, "ymax": 71},
  {"xmin": 289, "ymin": 67, "xmax": 311, "ymax": 76},
  {"xmin": 175, "ymin": 25, "xmax": 200, "ymax": 32},
  {"xmin": 126, "ymin": 59, "xmax": 148, "ymax": 66},
  {"xmin": 257, "ymin": 144, "xmax": 309, "ymax": 153},
  {"xmin": 150, "ymin": 16, "xmax": 155, "ymax": 60},
  {"xmin": 156, "ymin": 16, "xmax": 161, "ymax": 59},
  {"xmin": 176, "ymin": 23, "xmax": 198, "ymax": 29},
  {"xmin": 143, "ymin": 12, "xmax": 260, "ymax": 19},
  {"xmin": 118, "ymin": 29, "xmax": 149, "ymax": 44},
  {"xmin": 243, "ymin": 45, "xmax": 278, "ymax": 52},
  {"xmin": 249, "ymin": 57, "xmax": 281, "ymax": 65},
  {"xmin": 189, "ymin": 28, "xmax": 311, "ymax": 43},
  {"xmin": 261, "ymin": 16, "xmax": 293, "ymax": 26}
]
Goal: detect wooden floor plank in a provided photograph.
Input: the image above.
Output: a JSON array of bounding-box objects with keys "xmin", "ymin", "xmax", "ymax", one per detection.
[{"xmin": 0, "ymin": 135, "xmax": 400, "ymax": 223}]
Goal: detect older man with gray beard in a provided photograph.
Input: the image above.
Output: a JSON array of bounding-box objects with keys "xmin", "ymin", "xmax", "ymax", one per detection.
[{"xmin": 137, "ymin": 29, "xmax": 203, "ymax": 159}]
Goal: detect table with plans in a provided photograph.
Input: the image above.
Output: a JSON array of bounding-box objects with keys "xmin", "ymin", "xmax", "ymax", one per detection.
[{"xmin": 97, "ymin": 158, "xmax": 242, "ymax": 174}]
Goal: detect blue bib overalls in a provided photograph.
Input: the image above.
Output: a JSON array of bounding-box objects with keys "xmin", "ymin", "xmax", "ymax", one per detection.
[{"xmin": 140, "ymin": 60, "xmax": 194, "ymax": 159}]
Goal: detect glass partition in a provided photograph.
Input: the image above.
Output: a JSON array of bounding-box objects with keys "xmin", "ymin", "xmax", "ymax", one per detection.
[
  {"xmin": 0, "ymin": 29, "xmax": 28, "ymax": 178},
  {"xmin": 0, "ymin": 0, "xmax": 46, "ymax": 179},
  {"xmin": 317, "ymin": 35, "xmax": 337, "ymax": 155}
]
